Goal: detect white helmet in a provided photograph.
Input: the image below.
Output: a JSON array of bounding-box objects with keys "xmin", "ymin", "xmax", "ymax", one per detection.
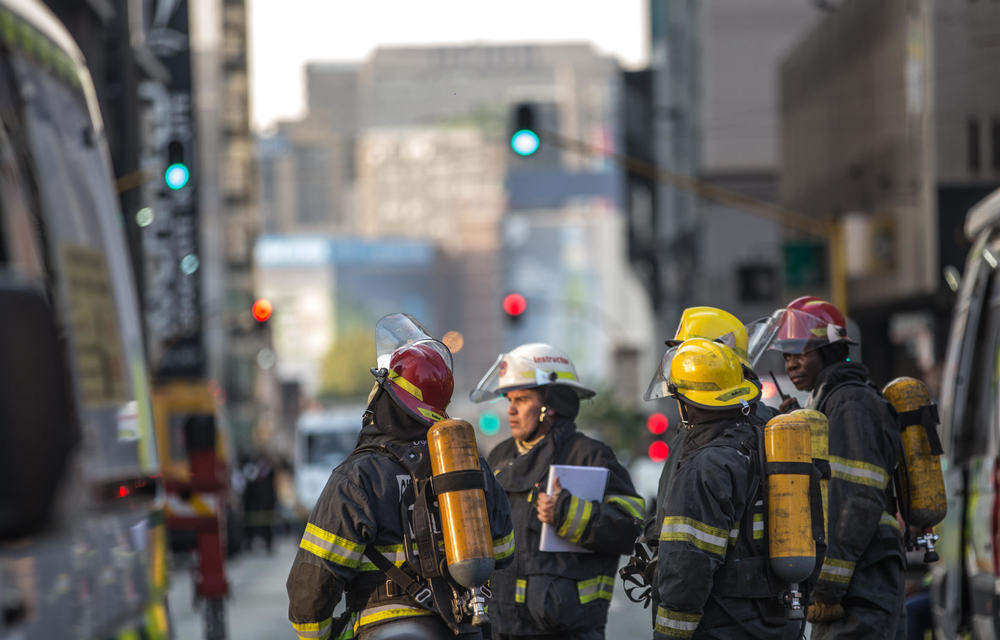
[{"xmin": 470, "ymin": 343, "xmax": 595, "ymax": 403}]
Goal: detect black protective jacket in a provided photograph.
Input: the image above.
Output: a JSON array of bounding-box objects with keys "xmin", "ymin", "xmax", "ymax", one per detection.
[
  {"xmin": 486, "ymin": 417, "xmax": 643, "ymax": 636},
  {"xmin": 654, "ymin": 416, "xmax": 802, "ymax": 640},
  {"xmin": 286, "ymin": 397, "xmax": 514, "ymax": 640},
  {"xmin": 806, "ymin": 361, "xmax": 904, "ymax": 606}
]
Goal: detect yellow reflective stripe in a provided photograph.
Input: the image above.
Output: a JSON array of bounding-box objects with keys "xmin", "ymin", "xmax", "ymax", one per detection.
[
  {"xmin": 300, "ymin": 523, "xmax": 364, "ymax": 568},
  {"xmin": 493, "ymin": 531, "xmax": 515, "ymax": 560},
  {"xmin": 880, "ymin": 511, "xmax": 902, "ymax": 532},
  {"xmin": 558, "ymin": 496, "xmax": 594, "ymax": 543},
  {"xmin": 828, "ymin": 455, "xmax": 888, "ymax": 489},
  {"xmin": 358, "ymin": 544, "xmax": 407, "ymax": 572},
  {"xmin": 292, "ymin": 617, "xmax": 332, "ymax": 640},
  {"xmin": 515, "ymin": 578, "xmax": 527, "ymax": 603},
  {"xmin": 607, "ymin": 494, "xmax": 645, "ymax": 519},
  {"xmin": 515, "ymin": 370, "xmax": 578, "ymax": 381},
  {"xmin": 728, "ymin": 528, "xmax": 739, "ymax": 545},
  {"xmin": 388, "ymin": 370, "xmax": 423, "ymax": 401},
  {"xmin": 558, "ymin": 495, "xmax": 580, "ymax": 537},
  {"xmin": 334, "ymin": 614, "xmax": 357, "ymax": 640},
  {"xmin": 819, "ymin": 556, "xmax": 855, "ymax": 585},
  {"xmin": 660, "ymin": 516, "xmax": 728, "ymax": 556},
  {"xmin": 654, "ymin": 606, "xmax": 701, "ymax": 638},
  {"xmin": 577, "ymin": 575, "xmax": 615, "ymax": 603},
  {"xmin": 752, "ymin": 512, "xmax": 764, "ymax": 540},
  {"xmin": 357, "ymin": 604, "xmax": 432, "ymax": 627}
]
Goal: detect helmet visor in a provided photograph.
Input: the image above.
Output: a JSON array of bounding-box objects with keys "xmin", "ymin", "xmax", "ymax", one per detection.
[
  {"xmin": 746, "ymin": 308, "xmax": 854, "ymax": 364},
  {"xmin": 470, "ymin": 351, "xmax": 593, "ymax": 402},
  {"xmin": 375, "ymin": 312, "xmax": 453, "ymax": 372},
  {"xmin": 643, "ymin": 345, "xmax": 681, "ymax": 401}
]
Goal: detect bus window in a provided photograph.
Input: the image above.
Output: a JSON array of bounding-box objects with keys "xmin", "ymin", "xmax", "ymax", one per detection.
[{"xmin": 305, "ymin": 431, "xmax": 357, "ymax": 467}]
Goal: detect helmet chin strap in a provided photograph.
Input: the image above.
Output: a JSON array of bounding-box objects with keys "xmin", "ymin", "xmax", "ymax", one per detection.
[{"xmin": 678, "ymin": 400, "xmax": 693, "ymax": 430}]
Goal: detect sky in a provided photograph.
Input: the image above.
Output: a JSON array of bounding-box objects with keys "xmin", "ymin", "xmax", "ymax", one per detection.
[{"xmin": 247, "ymin": 0, "xmax": 647, "ymax": 132}]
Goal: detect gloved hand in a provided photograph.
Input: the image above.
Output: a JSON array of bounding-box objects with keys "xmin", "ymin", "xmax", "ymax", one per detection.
[{"xmin": 806, "ymin": 600, "xmax": 845, "ymax": 624}]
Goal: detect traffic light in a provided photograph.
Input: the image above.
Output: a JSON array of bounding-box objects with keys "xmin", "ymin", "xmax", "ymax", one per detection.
[
  {"xmin": 646, "ymin": 412, "xmax": 669, "ymax": 435},
  {"xmin": 478, "ymin": 411, "xmax": 501, "ymax": 436},
  {"xmin": 648, "ymin": 440, "xmax": 670, "ymax": 462},
  {"xmin": 502, "ymin": 292, "xmax": 527, "ymax": 326},
  {"xmin": 510, "ymin": 102, "xmax": 540, "ymax": 156},
  {"xmin": 251, "ymin": 297, "xmax": 273, "ymax": 323},
  {"xmin": 164, "ymin": 140, "xmax": 191, "ymax": 190}
]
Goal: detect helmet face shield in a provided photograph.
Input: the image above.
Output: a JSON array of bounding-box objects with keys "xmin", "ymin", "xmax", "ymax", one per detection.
[
  {"xmin": 469, "ymin": 343, "xmax": 595, "ymax": 403},
  {"xmin": 375, "ymin": 312, "xmax": 453, "ymax": 372},
  {"xmin": 746, "ymin": 306, "xmax": 856, "ymax": 365},
  {"xmin": 643, "ymin": 345, "xmax": 680, "ymax": 401}
]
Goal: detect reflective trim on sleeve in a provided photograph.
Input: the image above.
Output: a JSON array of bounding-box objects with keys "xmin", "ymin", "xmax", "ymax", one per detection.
[
  {"xmin": 358, "ymin": 544, "xmax": 407, "ymax": 572},
  {"xmin": 659, "ymin": 516, "xmax": 728, "ymax": 556},
  {"xmin": 828, "ymin": 455, "xmax": 888, "ymax": 489},
  {"xmin": 558, "ymin": 495, "xmax": 594, "ymax": 544},
  {"xmin": 291, "ymin": 617, "xmax": 332, "ymax": 640},
  {"xmin": 654, "ymin": 606, "xmax": 701, "ymax": 638},
  {"xmin": 357, "ymin": 604, "xmax": 433, "ymax": 628},
  {"xmin": 752, "ymin": 512, "xmax": 764, "ymax": 540},
  {"xmin": 515, "ymin": 578, "xmax": 526, "ymax": 603},
  {"xmin": 728, "ymin": 528, "xmax": 739, "ymax": 545},
  {"xmin": 818, "ymin": 556, "xmax": 856, "ymax": 585},
  {"xmin": 607, "ymin": 494, "xmax": 646, "ymax": 519},
  {"xmin": 493, "ymin": 531, "xmax": 515, "ymax": 561},
  {"xmin": 299, "ymin": 523, "xmax": 364, "ymax": 568},
  {"xmin": 879, "ymin": 511, "xmax": 902, "ymax": 532},
  {"xmin": 577, "ymin": 574, "xmax": 615, "ymax": 604}
]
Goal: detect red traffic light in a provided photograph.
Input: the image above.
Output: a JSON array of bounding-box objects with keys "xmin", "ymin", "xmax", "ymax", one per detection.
[
  {"xmin": 648, "ymin": 441, "xmax": 670, "ymax": 462},
  {"xmin": 646, "ymin": 412, "xmax": 669, "ymax": 435},
  {"xmin": 251, "ymin": 297, "xmax": 273, "ymax": 323},
  {"xmin": 502, "ymin": 293, "xmax": 527, "ymax": 317}
]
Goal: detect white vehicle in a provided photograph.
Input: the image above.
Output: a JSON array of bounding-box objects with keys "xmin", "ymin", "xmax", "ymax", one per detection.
[{"xmin": 294, "ymin": 406, "xmax": 366, "ymax": 513}]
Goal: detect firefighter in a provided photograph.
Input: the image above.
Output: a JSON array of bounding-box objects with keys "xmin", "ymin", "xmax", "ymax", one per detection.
[
  {"xmin": 643, "ymin": 307, "xmax": 779, "ymax": 542},
  {"xmin": 471, "ymin": 343, "xmax": 644, "ymax": 640},
  {"xmin": 286, "ymin": 313, "xmax": 514, "ymax": 640},
  {"xmin": 761, "ymin": 297, "xmax": 906, "ymax": 639}
]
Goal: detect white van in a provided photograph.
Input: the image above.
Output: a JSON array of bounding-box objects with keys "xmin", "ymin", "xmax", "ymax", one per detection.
[
  {"xmin": 931, "ymin": 186, "xmax": 1000, "ymax": 639},
  {"xmin": 294, "ymin": 406, "xmax": 366, "ymax": 514}
]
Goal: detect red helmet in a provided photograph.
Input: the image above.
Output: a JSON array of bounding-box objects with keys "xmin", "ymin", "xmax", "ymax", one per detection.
[
  {"xmin": 774, "ymin": 297, "xmax": 855, "ymax": 354},
  {"xmin": 385, "ymin": 341, "xmax": 453, "ymax": 426}
]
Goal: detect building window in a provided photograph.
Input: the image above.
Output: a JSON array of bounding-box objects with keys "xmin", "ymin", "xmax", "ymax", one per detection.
[
  {"xmin": 968, "ymin": 117, "xmax": 981, "ymax": 173},
  {"xmin": 992, "ymin": 117, "xmax": 1000, "ymax": 172}
]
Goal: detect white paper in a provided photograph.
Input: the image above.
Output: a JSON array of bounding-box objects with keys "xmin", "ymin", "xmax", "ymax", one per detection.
[{"xmin": 539, "ymin": 464, "xmax": 609, "ymax": 553}]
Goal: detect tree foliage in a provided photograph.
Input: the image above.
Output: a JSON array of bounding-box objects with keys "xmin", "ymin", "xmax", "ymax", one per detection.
[{"xmin": 319, "ymin": 329, "xmax": 375, "ymax": 399}]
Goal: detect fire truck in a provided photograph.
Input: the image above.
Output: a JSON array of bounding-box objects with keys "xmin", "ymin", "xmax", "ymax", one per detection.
[{"xmin": 0, "ymin": 1, "xmax": 170, "ymax": 637}]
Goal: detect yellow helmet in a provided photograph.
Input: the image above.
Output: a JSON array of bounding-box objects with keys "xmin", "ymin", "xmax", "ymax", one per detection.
[
  {"xmin": 671, "ymin": 306, "xmax": 749, "ymax": 365},
  {"xmin": 666, "ymin": 338, "xmax": 760, "ymax": 410}
]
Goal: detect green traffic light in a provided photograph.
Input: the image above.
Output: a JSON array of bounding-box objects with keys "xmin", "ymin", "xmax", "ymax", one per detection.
[
  {"xmin": 511, "ymin": 130, "xmax": 540, "ymax": 156},
  {"xmin": 164, "ymin": 163, "xmax": 191, "ymax": 190},
  {"xmin": 478, "ymin": 412, "xmax": 501, "ymax": 435}
]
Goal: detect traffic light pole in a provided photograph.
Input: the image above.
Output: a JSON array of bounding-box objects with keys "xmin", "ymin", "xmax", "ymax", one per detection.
[{"xmin": 540, "ymin": 130, "xmax": 849, "ymax": 314}]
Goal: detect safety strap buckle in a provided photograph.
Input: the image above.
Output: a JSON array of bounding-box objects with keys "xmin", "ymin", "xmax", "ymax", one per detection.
[{"xmin": 411, "ymin": 585, "xmax": 433, "ymax": 605}]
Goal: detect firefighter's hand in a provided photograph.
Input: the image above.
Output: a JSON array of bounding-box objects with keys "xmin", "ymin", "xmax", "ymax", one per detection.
[
  {"xmin": 806, "ymin": 601, "xmax": 845, "ymax": 624},
  {"xmin": 779, "ymin": 396, "xmax": 801, "ymax": 413},
  {"xmin": 536, "ymin": 476, "xmax": 563, "ymax": 525}
]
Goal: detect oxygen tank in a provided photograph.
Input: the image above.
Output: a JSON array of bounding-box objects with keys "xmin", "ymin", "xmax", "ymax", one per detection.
[
  {"xmin": 427, "ymin": 419, "xmax": 495, "ymax": 588},
  {"xmin": 796, "ymin": 409, "xmax": 829, "ymax": 544},
  {"xmin": 764, "ymin": 414, "xmax": 816, "ymax": 585},
  {"xmin": 882, "ymin": 377, "xmax": 947, "ymax": 528}
]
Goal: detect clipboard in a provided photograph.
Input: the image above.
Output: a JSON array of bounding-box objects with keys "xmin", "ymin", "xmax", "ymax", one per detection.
[{"xmin": 539, "ymin": 464, "xmax": 609, "ymax": 553}]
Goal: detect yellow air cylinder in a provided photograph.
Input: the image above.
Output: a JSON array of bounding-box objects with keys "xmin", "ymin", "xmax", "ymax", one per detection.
[
  {"xmin": 882, "ymin": 377, "xmax": 947, "ymax": 528},
  {"xmin": 795, "ymin": 409, "xmax": 829, "ymax": 545},
  {"xmin": 427, "ymin": 418, "xmax": 495, "ymax": 588},
  {"xmin": 764, "ymin": 414, "xmax": 816, "ymax": 584}
]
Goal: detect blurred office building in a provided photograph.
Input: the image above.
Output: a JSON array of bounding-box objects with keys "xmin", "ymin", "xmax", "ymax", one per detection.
[
  {"xmin": 635, "ymin": 0, "xmax": 819, "ymax": 343},
  {"xmin": 779, "ymin": 0, "xmax": 1000, "ymax": 383},
  {"xmin": 257, "ymin": 43, "xmax": 653, "ymax": 409}
]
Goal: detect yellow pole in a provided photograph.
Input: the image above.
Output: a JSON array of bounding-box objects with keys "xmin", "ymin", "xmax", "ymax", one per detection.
[{"xmin": 828, "ymin": 221, "xmax": 848, "ymax": 315}]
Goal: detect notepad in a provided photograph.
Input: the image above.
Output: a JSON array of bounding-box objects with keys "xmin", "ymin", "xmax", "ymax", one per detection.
[{"xmin": 539, "ymin": 464, "xmax": 609, "ymax": 553}]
